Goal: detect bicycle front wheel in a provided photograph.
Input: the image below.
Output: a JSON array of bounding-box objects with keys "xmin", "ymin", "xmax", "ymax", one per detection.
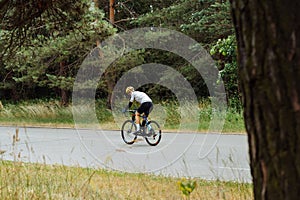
[
  {"xmin": 145, "ymin": 121, "xmax": 162, "ymax": 146},
  {"xmin": 121, "ymin": 120, "xmax": 137, "ymax": 145}
]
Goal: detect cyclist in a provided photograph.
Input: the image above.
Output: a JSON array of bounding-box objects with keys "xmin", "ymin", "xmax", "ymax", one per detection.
[{"xmin": 123, "ymin": 86, "xmax": 153, "ymax": 131}]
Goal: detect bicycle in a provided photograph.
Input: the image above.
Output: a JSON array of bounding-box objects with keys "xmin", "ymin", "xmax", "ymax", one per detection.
[{"xmin": 121, "ymin": 109, "xmax": 162, "ymax": 146}]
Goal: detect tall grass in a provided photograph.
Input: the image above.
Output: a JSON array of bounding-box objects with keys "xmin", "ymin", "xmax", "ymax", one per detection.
[
  {"xmin": 0, "ymin": 100, "xmax": 74, "ymax": 126},
  {"xmin": 0, "ymin": 99, "xmax": 245, "ymax": 133},
  {"xmin": 157, "ymin": 99, "xmax": 245, "ymax": 133},
  {"xmin": 0, "ymin": 161, "xmax": 253, "ymax": 199}
]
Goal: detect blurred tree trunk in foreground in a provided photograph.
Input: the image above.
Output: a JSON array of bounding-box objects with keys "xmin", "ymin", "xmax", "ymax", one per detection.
[{"xmin": 230, "ymin": 0, "xmax": 300, "ymax": 199}]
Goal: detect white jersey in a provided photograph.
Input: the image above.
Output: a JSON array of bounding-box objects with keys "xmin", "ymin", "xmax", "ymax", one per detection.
[{"xmin": 130, "ymin": 91, "xmax": 152, "ymax": 104}]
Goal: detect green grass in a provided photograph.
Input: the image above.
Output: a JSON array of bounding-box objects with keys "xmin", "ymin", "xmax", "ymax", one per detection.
[
  {"xmin": 223, "ymin": 108, "xmax": 245, "ymax": 133},
  {"xmin": 0, "ymin": 161, "xmax": 253, "ymax": 200},
  {"xmin": 0, "ymin": 99, "xmax": 245, "ymax": 133}
]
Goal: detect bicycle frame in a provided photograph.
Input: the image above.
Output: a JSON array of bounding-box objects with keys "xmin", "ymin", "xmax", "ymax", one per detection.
[
  {"xmin": 127, "ymin": 110, "xmax": 153, "ymax": 137},
  {"xmin": 121, "ymin": 109, "xmax": 162, "ymax": 146}
]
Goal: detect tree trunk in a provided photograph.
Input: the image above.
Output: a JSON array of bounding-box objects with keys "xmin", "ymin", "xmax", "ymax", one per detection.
[
  {"xmin": 106, "ymin": 77, "xmax": 114, "ymax": 109},
  {"xmin": 109, "ymin": 0, "xmax": 115, "ymax": 24},
  {"xmin": 230, "ymin": 0, "xmax": 300, "ymax": 199},
  {"xmin": 59, "ymin": 61, "xmax": 68, "ymax": 106}
]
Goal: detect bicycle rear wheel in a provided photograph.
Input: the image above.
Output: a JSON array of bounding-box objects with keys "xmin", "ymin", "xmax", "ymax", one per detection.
[
  {"xmin": 121, "ymin": 120, "xmax": 137, "ymax": 145},
  {"xmin": 145, "ymin": 121, "xmax": 161, "ymax": 146}
]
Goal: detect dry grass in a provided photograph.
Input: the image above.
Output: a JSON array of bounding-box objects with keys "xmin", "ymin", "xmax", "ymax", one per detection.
[
  {"xmin": 0, "ymin": 99, "xmax": 246, "ymax": 133},
  {"xmin": 0, "ymin": 161, "xmax": 253, "ymax": 200}
]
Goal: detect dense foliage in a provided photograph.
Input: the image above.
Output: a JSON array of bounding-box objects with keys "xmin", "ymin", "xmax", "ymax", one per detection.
[
  {"xmin": 0, "ymin": 0, "xmax": 239, "ymax": 108},
  {"xmin": 1, "ymin": 1, "xmax": 115, "ymax": 104},
  {"xmin": 210, "ymin": 34, "xmax": 241, "ymax": 109},
  {"xmin": 0, "ymin": 0, "xmax": 90, "ymax": 57}
]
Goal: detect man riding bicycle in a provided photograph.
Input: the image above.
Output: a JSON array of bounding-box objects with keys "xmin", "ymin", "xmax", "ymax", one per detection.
[{"xmin": 123, "ymin": 86, "xmax": 153, "ymax": 131}]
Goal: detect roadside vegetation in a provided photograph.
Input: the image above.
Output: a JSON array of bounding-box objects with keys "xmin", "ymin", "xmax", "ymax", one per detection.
[
  {"xmin": 0, "ymin": 99, "xmax": 245, "ymax": 133},
  {"xmin": 0, "ymin": 161, "xmax": 253, "ymax": 200}
]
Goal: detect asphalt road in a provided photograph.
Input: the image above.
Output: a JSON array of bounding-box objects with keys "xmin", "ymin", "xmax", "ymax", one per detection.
[{"xmin": 0, "ymin": 126, "xmax": 251, "ymax": 183}]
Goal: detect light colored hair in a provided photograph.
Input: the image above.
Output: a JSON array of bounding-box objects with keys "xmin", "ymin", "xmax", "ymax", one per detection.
[{"xmin": 126, "ymin": 86, "xmax": 134, "ymax": 94}]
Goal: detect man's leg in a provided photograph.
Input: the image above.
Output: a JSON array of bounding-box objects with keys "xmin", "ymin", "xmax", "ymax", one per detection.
[
  {"xmin": 135, "ymin": 112, "xmax": 140, "ymax": 131},
  {"xmin": 144, "ymin": 103, "xmax": 153, "ymax": 118}
]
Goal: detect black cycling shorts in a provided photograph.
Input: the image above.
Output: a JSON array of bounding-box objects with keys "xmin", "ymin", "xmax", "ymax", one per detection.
[{"xmin": 137, "ymin": 102, "xmax": 153, "ymax": 117}]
